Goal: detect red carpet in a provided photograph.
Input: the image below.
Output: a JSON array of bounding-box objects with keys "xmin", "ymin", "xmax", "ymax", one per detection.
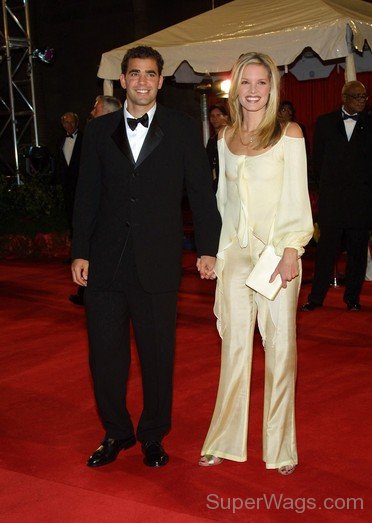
[{"xmin": 0, "ymin": 252, "xmax": 371, "ymax": 522}]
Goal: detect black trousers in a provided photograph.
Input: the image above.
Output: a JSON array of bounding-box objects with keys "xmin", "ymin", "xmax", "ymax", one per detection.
[
  {"xmin": 308, "ymin": 224, "xmax": 369, "ymax": 305},
  {"xmin": 85, "ymin": 238, "xmax": 178, "ymax": 443}
]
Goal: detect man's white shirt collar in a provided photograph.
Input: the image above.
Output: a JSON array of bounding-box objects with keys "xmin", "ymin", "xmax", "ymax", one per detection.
[
  {"xmin": 124, "ymin": 102, "xmax": 157, "ymax": 161},
  {"xmin": 124, "ymin": 101, "xmax": 156, "ymax": 132},
  {"xmin": 341, "ymin": 106, "xmax": 357, "ymax": 142}
]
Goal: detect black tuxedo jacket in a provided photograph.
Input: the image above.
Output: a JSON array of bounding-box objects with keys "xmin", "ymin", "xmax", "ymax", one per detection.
[
  {"xmin": 313, "ymin": 110, "xmax": 372, "ymax": 229},
  {"xmin": 72, "ymin": 105, "xmax": 221, "ymax": 293}
]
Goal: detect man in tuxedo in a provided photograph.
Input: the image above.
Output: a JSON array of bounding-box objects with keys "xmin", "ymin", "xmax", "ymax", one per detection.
[
  {"xmin": 71, "ymin": 46, "xmax": 221, "ymax": 468},
  {"xmin": 59, "ymin": 112, "xmax": 83, "ymax": 233},
  {"xmin": 302, "ymin": 81, "xmax": 372, "ymax": 312}
]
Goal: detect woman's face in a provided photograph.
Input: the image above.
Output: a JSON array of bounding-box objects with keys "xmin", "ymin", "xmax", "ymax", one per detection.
[
  {"xmin": 237, "ymin": 63, "xmax": 270, "ymax": 115},
  {"xmin": 209, "ymin": 109, "xmax": 228, "ymax": 131}
]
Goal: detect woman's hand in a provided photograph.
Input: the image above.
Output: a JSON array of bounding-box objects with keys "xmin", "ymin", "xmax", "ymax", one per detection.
[
  {"xmin": 196, "ymin": 256, "xmax": 217, "ymax": 280},
  {"xmin": 270, "ymin": 248, "xmax": 299, "ymax": 288}
]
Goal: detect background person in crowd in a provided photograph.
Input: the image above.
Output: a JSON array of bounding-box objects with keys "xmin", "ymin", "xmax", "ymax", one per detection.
[
  {"xmin": 199, "ymin": 52, "xmax": 313, "ymax": 475},
  {"xmin": 69, "ymin": 95, "xmax": 123, "ymax": 306},
  {"xmin": 301, "ymin": 81, "xmax": 372, "ymax": 312},
  {"xmin": 71, "ymin": 45, "xmax": 221, "ymax": 469},
  {"xmin": 58, "ymin": 112, "xmax": 82, "ymax": 235},
  {"xmin": 89, "ymin": 95, "xmax": 122, "ymax": 120},
  {"xmin": 206, "ymin": 104, "xmax": 229, "ymax": 191},
  {"xmin": 278, "ymin": 100, "xmax": 295, "ymax": 123}
]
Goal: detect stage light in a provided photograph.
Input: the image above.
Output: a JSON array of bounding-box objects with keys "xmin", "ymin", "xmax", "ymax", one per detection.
[{"xmin": 32, "ymin": 47, "xmax": 54, "ymax": 64}]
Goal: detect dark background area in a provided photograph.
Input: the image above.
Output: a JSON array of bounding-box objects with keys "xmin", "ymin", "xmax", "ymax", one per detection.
[
  {"xmin": 1, "ymin": 0, "xmax": 371, "ymax": 175},
  {"xmin": 30, "ymin": 0, "xmax": 231, "ymax": 154},
  {"xmin": 0, "ymin": 0, "xmax": 231, "ymax": 174},
  {"xmin": 0, "ymin": 0, "xmax": 231, "ymax": 234}
]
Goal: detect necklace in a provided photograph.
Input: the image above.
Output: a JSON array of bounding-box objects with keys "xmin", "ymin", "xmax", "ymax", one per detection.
[{"xmin": 238, "ymin": 129, "xmax": 256, "ymax": 147}]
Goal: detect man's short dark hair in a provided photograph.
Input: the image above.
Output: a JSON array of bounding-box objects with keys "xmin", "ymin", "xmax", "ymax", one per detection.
[{"xmin": 121, "ymin": 46, "xmax": 164, "ymax": 75}]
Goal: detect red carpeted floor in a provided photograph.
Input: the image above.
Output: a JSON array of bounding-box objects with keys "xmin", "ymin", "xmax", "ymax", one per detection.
[{"xmin": 0, "ymin": 251, "xmax": 371, "ymax": 522}]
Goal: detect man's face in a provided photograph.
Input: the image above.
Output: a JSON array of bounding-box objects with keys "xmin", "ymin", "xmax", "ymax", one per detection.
[
  {"xmin": 119, "ymin": 57, "xmax": 163, "ymax": 116},
  {"xmin": 343, "ymin": 84, "xmax": 367, "ymax": 114},
  {"xmin": 61, "ymin": 114, "xmax": 78, "ymax": 134}
]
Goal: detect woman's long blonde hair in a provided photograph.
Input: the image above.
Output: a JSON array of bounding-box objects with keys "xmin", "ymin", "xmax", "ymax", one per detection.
[{"xmin": 228, "ymin": 52, "xmax": 282, "ymax": 149}]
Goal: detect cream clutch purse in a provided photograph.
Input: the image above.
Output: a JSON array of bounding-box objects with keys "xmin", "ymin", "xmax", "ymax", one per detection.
[{"xmin": 245, "ymin": 245, "xmax": 282, "ymax": 300}]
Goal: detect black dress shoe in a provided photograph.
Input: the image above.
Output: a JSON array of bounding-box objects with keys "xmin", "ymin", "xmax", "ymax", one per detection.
[
  {"xmin": 300, "ymin": 301, "xmax": 322, "ymax": 311},
  {"xmin": 141, "ymin": 441, "xmax": 169, "ymax": 467},
  {"xmin": 87, "ymin": 436, "xmax": 136, "ymax": 467},
  {"xmin": 346, "ymin": 302, "xmax": 361, "ymax": 311}
]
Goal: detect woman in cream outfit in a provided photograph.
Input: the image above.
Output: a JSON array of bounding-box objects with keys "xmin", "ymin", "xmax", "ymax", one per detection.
[{"xmin": 199, "ymin": 52, "xmax": 313, "ymax": 475}]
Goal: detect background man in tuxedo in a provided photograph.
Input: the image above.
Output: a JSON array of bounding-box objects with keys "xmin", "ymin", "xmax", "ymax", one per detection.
[
  {"xmin": 302, "ymin": 81, "xmax": 372, "ymax": 312},
  {"xmin": 71, "ymin": 46, "xmax": 221, "ymax": 468},
  {"xmin": 59, "ymin": 112, "xmax": 83, "ymax": 234}
]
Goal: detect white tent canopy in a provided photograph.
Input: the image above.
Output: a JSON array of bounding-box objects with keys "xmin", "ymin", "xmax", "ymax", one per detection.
[{"xmin": 98, "ymin": 0, "xmax": 372, "ymax": 84}]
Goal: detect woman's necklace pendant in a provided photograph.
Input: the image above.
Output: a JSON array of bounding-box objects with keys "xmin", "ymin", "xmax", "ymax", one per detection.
[{"xmin": 239, "ymin": 130, "xmax": 255, "ymax": 147}]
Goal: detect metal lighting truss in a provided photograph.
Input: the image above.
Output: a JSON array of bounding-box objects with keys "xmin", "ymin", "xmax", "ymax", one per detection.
[{"xmin": 1, "ymin": 0, "xmax": 39, "ymax": 185}]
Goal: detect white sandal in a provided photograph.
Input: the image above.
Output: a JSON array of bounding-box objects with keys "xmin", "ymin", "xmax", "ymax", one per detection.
[
  {"xmin": 198, "ymin": 454, "xmax": 224, "ymax": 467},
  {"xmin": 278, "ymin": 464, "xmax": 296, "ymax": 475}
]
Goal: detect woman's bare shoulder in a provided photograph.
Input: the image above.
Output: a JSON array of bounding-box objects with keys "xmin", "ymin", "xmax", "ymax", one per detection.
[
  {"xmin": 284, "ymin": 121, "xmax": 303, "ymax": 138},
  {"xmin": 218, "ymin": 125, "xmax": 233, "ymax": 141}
]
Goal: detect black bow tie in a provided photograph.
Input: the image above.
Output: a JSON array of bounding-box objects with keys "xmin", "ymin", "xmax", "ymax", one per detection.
[
  {"xmin": 127, "ymin": 113, "xmax": 149, "ymax": 131},
  {"xmin": 66, "ymin": 134, "xmax": 75, "ymax": 138},
  {"xmin": 342, "ymin": 112, "xmax": 358, "ymax": 121}
]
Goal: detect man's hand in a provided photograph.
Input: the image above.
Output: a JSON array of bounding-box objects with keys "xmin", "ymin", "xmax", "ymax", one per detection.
[
  {"xmin": 196, "ymin": 255, "xmax": 217, "ymax": 280},
  {"xmin": 71, "ymin": 258, "xmax": 89, "ymax": 286},
  {"xmin": 270, "ymin": 248, "xmax": 298, "ymax": 289}
]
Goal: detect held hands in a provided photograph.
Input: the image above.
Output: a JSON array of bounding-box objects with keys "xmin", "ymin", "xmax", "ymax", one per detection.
[
  {"xmin": 71, "ymin": 258, "xmax": 89, "ymax": 286},
  {"xmin": 196, "ymin": 256, "xmax": 217, "ymax": 280},
  {"xmin": 270, "ymin": 248, "xmax": 299, "ymax": 289}
]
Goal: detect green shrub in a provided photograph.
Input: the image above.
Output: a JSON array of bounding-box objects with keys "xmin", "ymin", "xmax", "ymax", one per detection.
[{"xmin": 0, "ymin": 175, "xmax": 68, "ymax": 235}]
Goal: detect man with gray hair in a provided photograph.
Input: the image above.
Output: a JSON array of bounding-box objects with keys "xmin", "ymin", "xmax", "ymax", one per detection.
[{"xmin": 90, "ymin": 95, "xmax": 122, "ymax": 119}]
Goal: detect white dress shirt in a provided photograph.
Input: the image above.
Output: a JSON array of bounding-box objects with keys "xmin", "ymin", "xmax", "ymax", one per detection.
[
  {"xmin": 342, "ymin": 106, "xmax": 358, "ymax": 141},
  {"xmin": 62, "ymin": 131, "xmax": 77, "ymax": 165},
  {"xmin": 124, "ymin": 102, "xmax": 156, "ymax": 162}
]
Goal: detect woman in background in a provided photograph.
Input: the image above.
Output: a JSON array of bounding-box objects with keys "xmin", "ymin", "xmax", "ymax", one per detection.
[{"xmin": 206, "ymin": 104, "xmax": 230, "ymax": 192}]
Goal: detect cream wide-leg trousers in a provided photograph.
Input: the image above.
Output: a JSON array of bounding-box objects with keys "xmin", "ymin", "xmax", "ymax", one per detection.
[{"xmin": 201, "ymin": 236, "xmax": 300, "ymax": 468}]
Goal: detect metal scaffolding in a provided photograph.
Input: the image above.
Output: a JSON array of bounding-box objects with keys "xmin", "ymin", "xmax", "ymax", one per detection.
[{"xmin": 0, "ymin": 0, "xmax": 39, "ymax": 185}]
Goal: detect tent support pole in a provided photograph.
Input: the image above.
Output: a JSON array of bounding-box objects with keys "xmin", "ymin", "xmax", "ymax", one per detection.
[
  {"xmin": 200, "ymin": 93, "xmax": 210, "ymax": 147},
  {"xmin": 103, "ymin": 79, "xmax": 114, "ymax": 96},
  {"xmin": 345, "ymin": 54, "xmax": 356, "ymax": 82}
]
